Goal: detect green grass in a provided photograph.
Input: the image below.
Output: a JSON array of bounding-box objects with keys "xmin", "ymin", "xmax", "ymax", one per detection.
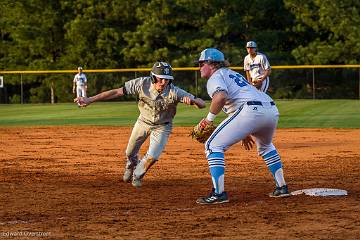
[
  {"xmin": 0, "ymin": 100, "xmax": 359, "ymax": 128},
  {"xmin": 276, "ymin": 100, "xmax": 360, "ymax": 128}
]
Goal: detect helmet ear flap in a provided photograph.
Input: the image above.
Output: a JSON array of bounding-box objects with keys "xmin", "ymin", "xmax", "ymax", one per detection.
[{"xmin": 151, "ymin": 73, "xmax": 157, "ymax": 83}]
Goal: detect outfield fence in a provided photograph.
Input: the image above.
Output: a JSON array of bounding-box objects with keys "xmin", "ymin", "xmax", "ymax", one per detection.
[{"xmin": 0, "ymin": 65, "xmax": 359, "ymax": 103}]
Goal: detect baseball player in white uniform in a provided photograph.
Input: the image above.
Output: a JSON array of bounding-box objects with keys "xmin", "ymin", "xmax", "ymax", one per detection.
[
  {"xmin": 73, "ymin": 66, "xmax": 87, "ymax": 98},
  {"xmin": 74, "ymin": 62, "xmax": 206, "ymax": 187},
  {"xmin": 244, "ymin": 41, "xmax": 271, "ymax": 92},
  {"xmin": 195, "ymin": 48, "xmax": 289, "ymax": 205}
]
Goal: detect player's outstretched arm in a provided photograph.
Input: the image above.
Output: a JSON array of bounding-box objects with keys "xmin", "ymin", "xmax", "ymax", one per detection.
[
  {"xmin": 74, "ymin": 87, "xmax": 124, "ymax": 107},
  {"xmin": 182, "ymin": 96, "xmax": 206, "ymax": 109},
  {"xmin": 193, "ymin": 97, "xmax": 206, "ymax": 109}
]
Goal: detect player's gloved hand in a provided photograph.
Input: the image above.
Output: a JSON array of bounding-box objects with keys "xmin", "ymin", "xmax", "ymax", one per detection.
[
  {"xmin": 199, "ymin": 118, "xmax": 212, "ymax": 130},
  {"xmin": 241, "ymin": 135, "xmax": 255, "ymax": 150},
  {"xmin": 252, "ymin": 81, "xmax": 261, "ymax": 88},
  {"xmin": 252, "ymin": 76, "xmax": 263, "ymax": 88},
  {"xmin": 190, "ymin": 119, "xmax": 217, "ymax": 143}
]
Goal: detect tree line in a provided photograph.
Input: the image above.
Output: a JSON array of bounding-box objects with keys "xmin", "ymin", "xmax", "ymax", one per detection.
[{"xmin": 1, "ymin": 0, "xmax": 359, "ymax": 103}]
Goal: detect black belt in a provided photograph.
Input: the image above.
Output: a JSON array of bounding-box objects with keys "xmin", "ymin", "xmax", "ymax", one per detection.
[{"xmin": 247, "ymin": 101, "xmax": 275, "ymax": 106}]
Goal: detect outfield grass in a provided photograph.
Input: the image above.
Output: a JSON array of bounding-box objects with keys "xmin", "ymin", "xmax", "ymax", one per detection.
[{"xmin": 0, "ymin": 100, "xmax": 359, "ymax": 128}]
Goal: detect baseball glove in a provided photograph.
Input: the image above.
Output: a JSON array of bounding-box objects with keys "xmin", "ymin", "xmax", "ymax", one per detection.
[{"xmin": 190, "ymin": 122, "xmax": 217, "ymax": 143}]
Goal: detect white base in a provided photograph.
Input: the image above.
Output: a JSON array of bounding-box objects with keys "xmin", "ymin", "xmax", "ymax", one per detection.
[{"xmin": 291, "ymin": 188, "xmax": 347, "ymax": 196}]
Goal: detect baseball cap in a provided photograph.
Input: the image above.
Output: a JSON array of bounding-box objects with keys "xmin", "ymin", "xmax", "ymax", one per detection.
[
  {"xmin": 246, "ymin": 41, "xmax": 257, "ymax": 48},
  {"xmin": 151, "ymin": 62, "xmax": 174, "ymax": 80},
  {"xmin": 78, "ymin": 66, "xmax": 83, "ymax": 70},
  {"xmin": 198, "ymin": 48, "xmax": 225, "ymax": 62}
]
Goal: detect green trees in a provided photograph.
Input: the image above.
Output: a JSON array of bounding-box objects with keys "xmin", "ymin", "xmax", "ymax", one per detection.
[
  {"xmin": 284, "ymin": 0, "xmax": 360, "ymax": 64},
  {"xmin": 0, "ymin": 0, "xmax": 359, "ymax": 103}
]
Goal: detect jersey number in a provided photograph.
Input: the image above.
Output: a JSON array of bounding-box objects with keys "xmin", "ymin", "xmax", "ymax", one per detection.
[{"xmin": 229, "ymin": 74, "xmax": 248, "ymax": 87}]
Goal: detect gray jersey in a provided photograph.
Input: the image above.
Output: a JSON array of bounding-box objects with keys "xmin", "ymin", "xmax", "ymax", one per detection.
[{"xmin": 124, "ymin": 77, "xmax": 195, "ymax": 125}]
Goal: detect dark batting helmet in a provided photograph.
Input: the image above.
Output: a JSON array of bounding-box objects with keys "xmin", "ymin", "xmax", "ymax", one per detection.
[{"xmin": 150, "ymin": 61, "xmax": 174, "ymax": 83}]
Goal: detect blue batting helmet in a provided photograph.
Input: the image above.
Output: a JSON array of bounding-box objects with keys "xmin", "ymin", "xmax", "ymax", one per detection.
[{"xmin": 198, "ymin": 48, "xmax": 225, "ymax": 62}]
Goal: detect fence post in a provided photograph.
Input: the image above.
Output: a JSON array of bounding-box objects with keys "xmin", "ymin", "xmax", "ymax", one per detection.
[
  {"xmin": 358, "ymin": 68, "xmax": 360, "ymax": 100},
  {"xmin": 312, "ymin": 68, "xmax": 315, "ymax": 99},
  {"xmin": 51, "ymin": 81, "xmax": 54, "ymax": 104},
  {"xmin": 195, "ymin": 70, "xmax": 198, "ymax": 97},
  {"xmin": 20, "ymin": 73, "xmax": 23, "ymax": 104}
]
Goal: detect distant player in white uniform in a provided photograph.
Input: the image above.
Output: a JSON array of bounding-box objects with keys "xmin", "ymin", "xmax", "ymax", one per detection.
[
  {"xmin": 74, "ymin": 62, "xmax": 206, "ymax": 187},
  {"xmin": 195, "ymin": 48, "xmax": 289, "ymax": 205},
  {"xmin": 73, "ymin": 66, "xmax": 87, "ymax": 98},
  {"xmin": 244, "ymin": 41, "xmax": 271, "ymax": 92}
]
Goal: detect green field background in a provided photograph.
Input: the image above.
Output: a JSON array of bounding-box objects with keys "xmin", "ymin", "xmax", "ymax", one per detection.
[{"xmin": 0, "ymin": 100, "xmax": 359, "ymax": 128}]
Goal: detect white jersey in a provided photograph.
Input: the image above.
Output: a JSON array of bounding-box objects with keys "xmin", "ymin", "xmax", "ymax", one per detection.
[
  {"xmin": 73, "ymin": 73, "xmax": 87, "ymax": 86},
  {"xmin": 244, "ymin": 52, "xmax": 271, "ymax": 92},
  {"xmin": 207, "ymin": 68, "xmax": 273, "ymax": 114}
]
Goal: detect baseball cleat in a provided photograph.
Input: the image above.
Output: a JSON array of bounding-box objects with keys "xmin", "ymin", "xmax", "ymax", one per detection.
[
  {"xmin": 269, "ymin": 185, "xmax": 291, "ymax": 198},
  {"xmin": 196, "ymin": 189, "xmax": 229, "ymax": 205},
  {"xmin": 133, "ymin": 158, "xmax": 156, "ymax": 179},
  {"xmin": 133, "ymin": 161, "xmax": 146, "ymax": 180},
  {"xmin": 122, "ymin": 160, "xmax": 137, "ymax": 183},
  {"xmin": 131, "ymin": 176, "xmax": 142, "ymax": 188},
  {"xmin": 123, "ymin": 168, "xmax": 133, "ymax": 183}
]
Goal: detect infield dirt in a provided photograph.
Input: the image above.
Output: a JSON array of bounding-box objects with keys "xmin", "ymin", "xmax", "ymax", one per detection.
[{"xmin": 1, "ymin": 127, "xmax": 359, "ymax": 239}]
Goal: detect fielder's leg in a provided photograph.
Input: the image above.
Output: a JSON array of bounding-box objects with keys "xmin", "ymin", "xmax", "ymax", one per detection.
[
  {"xmin": 81, "ymin": 86, "xmax": 87, "ymax": 98},
  {"xmin": 253, "ymin": 109, "xmax": 289, "ymax": 197},
  {"xmin": 76, "ymin": 87, "xmax": 82, "ymax": 107},
  {"xmin": 76, "ymin": 86, "xmax": 82, "ymax": 98},
  {"xmin": 197, "ymin": 109, "xmax": 251, "ymax": 204},
  {"xmin": 258, "ymin": 147, "xmax": 289, "ymax": 197},
  {"xmin": 258, "ymin": 145, "xmax": 287, "ymax": 188}
]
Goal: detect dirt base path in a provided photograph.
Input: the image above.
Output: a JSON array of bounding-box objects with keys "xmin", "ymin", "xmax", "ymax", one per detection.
[{"xmin": 1, "ymin": 127, "xmax": 359, "ymax": 239}]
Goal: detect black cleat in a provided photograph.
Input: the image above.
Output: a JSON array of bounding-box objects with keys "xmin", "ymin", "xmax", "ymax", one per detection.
[
  {"xmin": 196, "ymin": 189, "xmax": 229, "ymax": 205},
  {"xmin": 269, "ymin": 185, "xmax": 291, "ymax": 198}
]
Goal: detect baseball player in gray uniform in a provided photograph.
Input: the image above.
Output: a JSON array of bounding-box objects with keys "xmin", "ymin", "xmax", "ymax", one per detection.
[
  {"xmin": 243, "ymin": 41, "xmax": 271, "ymax": 92},
  {"xmin": 73, "ymin": 66, "xmax": 88, "ymax": 98},
  {"xmin": 74, "ymin": 61, "xmax": 206, "ymax": 187},
  {"xmin": 195, "ymin": 48, "xmax": 289, "ymax": 205}
]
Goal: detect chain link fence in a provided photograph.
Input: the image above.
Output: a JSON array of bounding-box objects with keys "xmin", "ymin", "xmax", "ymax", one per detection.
[{"xmin": 0, "ymin": 66, "xmax": 359, "ymax": 104}]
